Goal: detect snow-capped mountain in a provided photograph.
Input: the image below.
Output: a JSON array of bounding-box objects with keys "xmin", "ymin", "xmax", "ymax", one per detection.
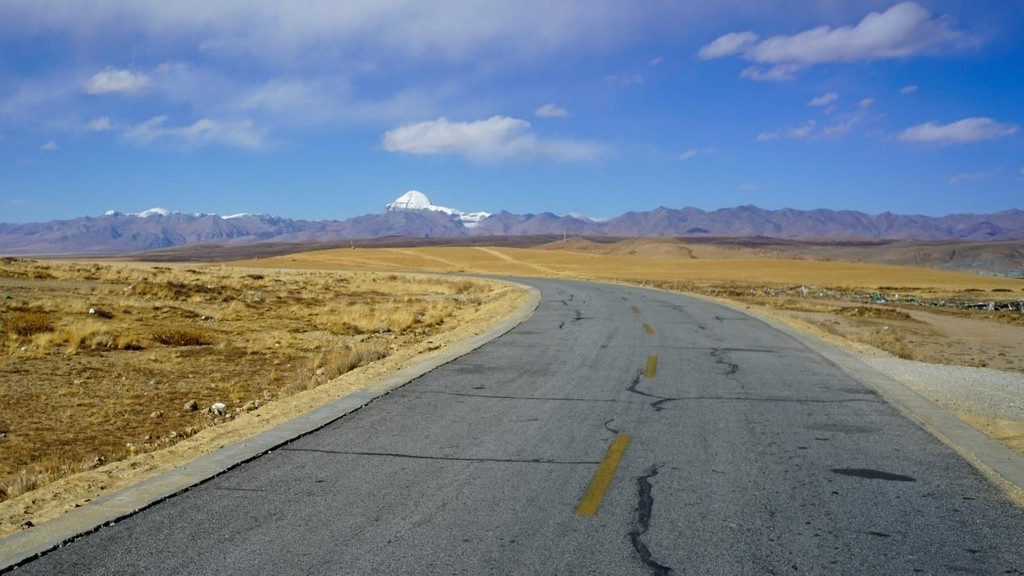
[
  {"xmin": 386, "ymin": 190, "xmax": 492, "ymax": 229},
  {"xmin": 104, "ymin": 208, "xmax": 256, "ymax": 220}
]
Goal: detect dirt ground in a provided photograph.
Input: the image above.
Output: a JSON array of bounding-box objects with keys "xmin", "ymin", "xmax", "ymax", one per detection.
[{"xmin": 0, "ymin": 258, "xmax": 526, "ymax": 537}]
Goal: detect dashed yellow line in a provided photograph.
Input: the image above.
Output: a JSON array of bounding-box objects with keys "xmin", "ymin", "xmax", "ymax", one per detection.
[
  {"xmin": 645, "ymin": 356, "xmax": 658, "ymax": 379},
  {"xmin": 575, "ymin": 434, "xmax": 632, "ymax": 516},
  {"xmin": 643, "ymin": 323, "xmax": 654, "ymax": 336}
]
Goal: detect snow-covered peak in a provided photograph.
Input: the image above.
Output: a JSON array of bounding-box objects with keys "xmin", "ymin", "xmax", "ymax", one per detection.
[
  {"xmin": 387, "ymin": 190, "xmax": 434, "ymax": 212},
  {"xmin": 136, "ymin": 207, "xmax": 172, "ymax": 217},
  {"xmin": 385, "ymin": 190, "xmax": 492, "ymax": 228}
]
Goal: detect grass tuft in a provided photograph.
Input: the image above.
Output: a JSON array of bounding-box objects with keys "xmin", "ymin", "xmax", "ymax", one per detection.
[
  {"xmin": 153, "ymin": 327, "xmax": 214, "ymax": 347},
  {"xmin": 4, "ymin": 311, "xmax": 54, "ymax": 336}
]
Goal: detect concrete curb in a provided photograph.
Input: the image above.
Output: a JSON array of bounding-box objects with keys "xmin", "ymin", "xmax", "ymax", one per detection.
[
  {"xmin": 0, "ymin": 282, "xmax": 541, "ymax": 571},
  {"xmin": 706, "ymin": 295, "xmax": 1024, "ymax": 502}
]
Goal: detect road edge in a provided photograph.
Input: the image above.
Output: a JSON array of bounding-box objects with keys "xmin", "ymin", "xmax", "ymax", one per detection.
[
  {"xmin": 702, "ymin": 294, "xmax": 1024, "ymax": 504},
  {"xmin": 0, "ymin": 281, "xmax": 541, "ymax": 572}
]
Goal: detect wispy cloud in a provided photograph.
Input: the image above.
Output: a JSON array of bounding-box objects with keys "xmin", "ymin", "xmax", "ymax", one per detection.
[
  {"xmin": 899, "ymin": 85, "xmax": 919, "ymax": 95},
  {"xmin": 949, "ymin": 170, "xmax": 995, "ymax": 185},
  {"xmin": 86, "ymin": 116, "xmax": 113, "ymax": 132},
  {"xmin": 124, "ymin": 116, "xmax": 267, "ymax": 149},
  {"xmin": 648, "ymin": 56, "xmax": 664, "ymax": 66},
  {"xmin": 700, "ymin": 3, "xmax": 966, "ymax": 81},
  {"xmin": 40, "ymin": 141, "xmax": 58, "ymax": 151},
  {"xmin": 381, "ymin": 116, "xmax": 602, "ymax": 162},
  {"xmin": 604, "ymin": 74, "xmax": 644, "ymax": 88},
  {"xmin": 897, "ymin": 117, "xmax": 1018, "ymax": 143},
  {"xmin": 534, "ymin": 103, "xmax": 569, "ymax": 118},
  {"xmin": 738, "ymin": 182, "xmax": 756, "ymax": 191},
  {"xmin": 679, "ymin": 149, "xmax": 699, "ymax": 161},
  {"xmin": 808, "ymin": 93, "xmax": 838, "ymax": 107},
  {"xmin": 81, "ymin": 68, "xmax": 152, "ymax": 95}
]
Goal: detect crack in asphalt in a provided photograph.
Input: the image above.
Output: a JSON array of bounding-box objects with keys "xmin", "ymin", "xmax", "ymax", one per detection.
[
  {"xmin": 603, "ymin": 419, "xmax": 621, "ymax": 434},
  {"xmin": 711, "ymin": 347, "xmax": 740, "ymax": 377},
  {"xmin": 630, "ymin": 464, "xmax": 673, "ymax": 576},
  {"xmin": 626, "ymin": 370, "xmax": 673, "ymax": 412},
  {"xmin": 281, "ymin": 448, "xmax": 599, "ymax": 465},
  {"xmin": 414, "ymin": 390, "xmax": 641, "ymax": 403}
]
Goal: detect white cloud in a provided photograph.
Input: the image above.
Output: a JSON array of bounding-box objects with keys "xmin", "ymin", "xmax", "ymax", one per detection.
[
  {"xmin": 739, "ymin": 64, "xmax": 802, "ymax": 82},
  {"xmin": 86, "ymin": 116, "xmax": 112, "ymax": 131},
  {"xmin": 124, "ymin": 116, "xmax": 267, "ymax": 149},
  {"xmin": 4, "ymin": 1, "xmax": 647, "ymax": 63},
  {"xmin": 808, "ymin": 92, "xmax": 838, "ymax": 107},
  {"xmin": 40, "ymin": 141, "xmax": 58, "ymax": 151},
  {"xmin": 604, "ymin": 74, "xmax": 644, "ymax": 88},
  {"xmin": 859, "ymin": 98, "xmax": 875, "ymax": 109},
  {"xmin": 949, "ymin": 171, "xmax": 993, "ymax": 185},
  {"xmin": 701, "ymin": 3, "xmax": 965, "ymax": 81},
  {"xmin": 381, "ymin": 116, "xmax": 602, "ymax": 162},
  {"xmin": 738, "ymin": 182, "xmax": 756, "ymax": 191},
  {"xmin": 81, "ymin": 68, "xmax": 152, "ymax": 95},
  {"xmin": 535, "ymin": 104, "xmax": 569, "ymax": 118},
  {"xmin": 758, "ymin": 120, "xmax": 816, "ymax": 141},
  {"xmin": 698, "ymin": 31, "xmax": 759, "ymax": 60},
  {"xmin": 897, "ymin": 117, "xmax": 1018, "ymax": 144},
  {"xmin": 649, "ymin": 56, "xmax": 664, "ymax": 66},
  {"xmin": 679, "ymin": 149, "xmax": 698, "ymax": 161},
  {"xmin": 900, "ymin": 84, "xmax": 918, "ymax": 95}
]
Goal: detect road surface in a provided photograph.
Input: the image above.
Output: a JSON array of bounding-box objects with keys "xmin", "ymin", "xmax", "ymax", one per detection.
[{"xmin": 17, "ymin": 279, "xmax": 1024, "ymax": 574}]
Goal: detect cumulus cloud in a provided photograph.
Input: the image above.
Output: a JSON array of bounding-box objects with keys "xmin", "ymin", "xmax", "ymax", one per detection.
[
  {"xmin": 897, "ymin": 117, "xmax": 1018, "ymax": 144},
  {"xmin": 757, "ymin": 120, "xmax": 816, "ymax": 141},
  {"xmin": 700, "ymin": 3, "xmax": 965, "ymax": 81},
  {"xmin": 81, "ymin": 68, "xmax": 152, "ymax": 95},
  {"xmin": 679, "ymin": 149, "xmax": 699, "ymax": 161},
  {"xmin": 808, "ymin": 93, "xmax": 838, "ymax": 107},
  {"xmin": 534, "ymin": 104, "xmax": 569, "ymax": 118},
  {"xmin": 381, "ymin": 116, "xmax": 602, "ymax": 162},
  {"xmin": 900, "ymin": 84, "xmax": 918, "ymax": 94},
  {"xmin": 124, "ymin": 116, "xmax": 267, "ymax": 149},
  {"xmin": 86, "ymin": 116, "xmax": 113, "ymax": 131},
  {"xmin": 40, "ymin": 141, "xmax": 58, "ymax": 151}
]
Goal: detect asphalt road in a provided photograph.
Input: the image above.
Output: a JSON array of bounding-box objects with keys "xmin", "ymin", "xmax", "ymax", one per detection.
[{"xmin": 18, "ymin": 279, "xmax": 1024, "ymax": 574}]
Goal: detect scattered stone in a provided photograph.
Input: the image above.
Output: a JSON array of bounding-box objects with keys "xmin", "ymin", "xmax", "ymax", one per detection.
[
  {"xmin": 143, "ymin": 434, "xmax": 152, "ymax": 441},
  {"xmin": 210, "ymin": 402, "xmax": 227, "ymax": 415},
  {"xmin": 378, "ymin": 326, "xmax": 392, "ymax": 334},
  {"xmin": 315, "ymin": 368, "xmax": 325, "ymax": 376},
  {"xmin": 183, "ymin": 426, "xmax": 197, "ymax": 436},
  {"xmin": 150, "ymin": 410, "xmax": 163, "ymax": 419},
  {"xmin": 167, "ymin": 431, "xmax": 178, "ymax": 439},
  {"xmin": 200, "ymin": 315, "xmax": 215, "ymax": 322},
  {"xmin": 73, "ymin": 378, "xmax": 85, "ymax": 385},
  {"xmin": 184, "ymin": 399, "xmax": 199, "ymax": 412},
  {"xmin": 21, "ymin": 521, "xmax": 34, "ymax": 529},
  {"xmin": 241, "ymin": 400, "xmax": 260, "ymax": 412},
  {"xmin": 87, "ymin": 456, "xmax": 105, "ymax": 469},
  {"xmin": 149, "ymin": 378, "xmax": 160, "ymax": 386}
]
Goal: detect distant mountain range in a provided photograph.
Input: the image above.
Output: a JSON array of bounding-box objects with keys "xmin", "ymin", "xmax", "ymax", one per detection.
[{"xmin": 1, "ymin": 191, "xmax": 1023, "ymax": 255}]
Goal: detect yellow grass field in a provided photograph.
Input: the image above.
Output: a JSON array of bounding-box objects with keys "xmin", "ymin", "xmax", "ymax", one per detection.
[{"xmin": 250, "ymin": 245, "xmax": 1024, "ymax": 298}]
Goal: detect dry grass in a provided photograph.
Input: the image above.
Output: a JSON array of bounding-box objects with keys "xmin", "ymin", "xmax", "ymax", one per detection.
[
  {"xmin": 3, "ymin": 312, "xmax": 54, "ymax": 337},
  {"xmin": 153, "ymin": 327, "xmax": 214, "ymax": 347},
  {"xmin": 0, "ymin": 258, "xmax": 497, "ymax": 503}
]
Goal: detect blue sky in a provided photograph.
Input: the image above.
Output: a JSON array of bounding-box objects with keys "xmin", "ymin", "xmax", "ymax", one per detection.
[{"xmin": 1, "ymin": 1, "xmax": 1022, "ymax": 223}]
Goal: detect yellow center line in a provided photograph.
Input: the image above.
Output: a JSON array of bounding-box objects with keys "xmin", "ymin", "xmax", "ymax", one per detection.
[
  {"xmin": 575, "ymin": 434, "xmax": 632, "ymax": 516},
  {"xmin": 645, "ymin": 356, "xmax": 658, "ymax": 379},
  {"xmin": 630, "ymin": 305, "xmax": 641, "ymax": 316},
  {"xmin": 643, "ymin": 323, "xmax": 654, "ymax": 336}
]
